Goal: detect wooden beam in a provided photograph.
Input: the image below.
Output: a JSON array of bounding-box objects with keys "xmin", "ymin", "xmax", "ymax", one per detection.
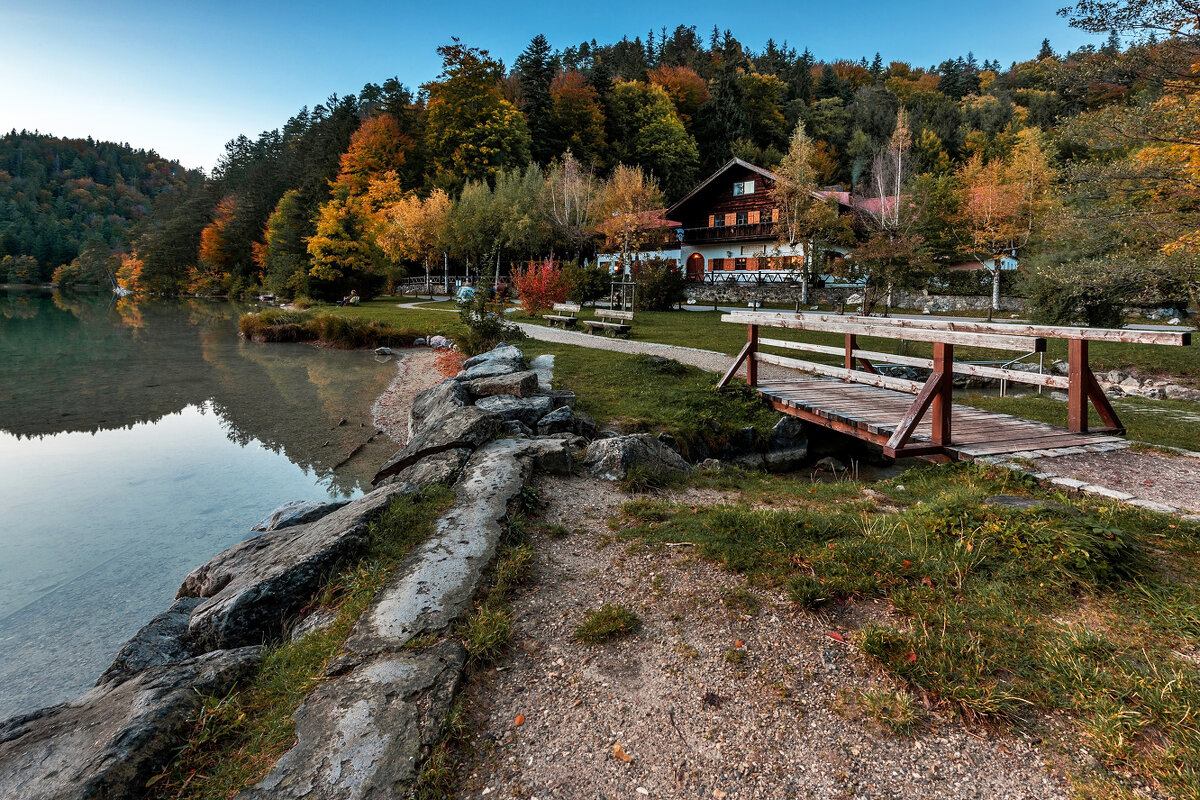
[
  {"xmin": 737, "ymin": 312, "xmax": 1193, "ymax": 347},
  {"xmin": 752, "ymin": 351, "xmax": 924, "ymax": 393},
  {"xmin": 747, "ymin": 324, "xmax": 758, "ymax": 387},
  {"xmin": 1084, "ymin": 363, "xmax": 1124, "ymax": 433},
  {"xmin": 931, "ymin": 342, "xmax": 953, "ymax": 445},
  {"xmin": 721, "ymin": 312, "xmax": 1046, "ymax": 351},
  {"xmin": 845, "ymin": 334, "xmax": 856, "ymax": 371},
  {"xmin": 1068, "ymin": 338, "xmax": 1088, "ymax": 433},
  {"xmin": 717, "ymin": 340, "xmax": 754, "ymax": 390},
  {"xmin": 885, "ymin": 373, "xmax": 943, "ymax": 452}
]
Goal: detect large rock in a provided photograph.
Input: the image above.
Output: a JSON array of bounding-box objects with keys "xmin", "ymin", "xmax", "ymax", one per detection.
[
  {"xmin": 374, "ymin": 406, "xmax": 501, "ymax": 485},
  {"xmin": 536, "ymin": 406, "xmax": 597, "ymax": 439},
  {"xmin": 0, "ymin": 647, "xmax": 261, "ymax": 800},
  {"xmin": 455, "ymin": 360, "xmax": 519, "ymax": 382},
  {"xmin": 461, "ymin": 344, "xmax": 524, "ymax": 370},
  {"xmin": 764, "ymin": 445, "xmax": 809, "ymax": 473},
  {"xmin": 582, "ymin": 434, "xmax": 693, "ymax": 481},
  {"xmin": 473, "ymin": 394, "xmax": 553, "ymax": 427},
  {"xmin": 252, "ymin": 499, "xmax": 348, "ymax": 533},
  {"xmin": 97, "ymin": 597, "xmax": 203, "ymax": 687},
  {"xmin": 346, "ymin": 440, "xmax": 532, "ymax": 657},
  {"xmin": 380, "ymin": 449, "xmax": 471, "ymax": 490},
  {"xmin": 528, "ymin": 354, "xmax": 555, "ymax": 390},
  {"xmin": 238, "ymin": 642, "xmax": 464, "ymax": 800},
  {"xmin": 461, "ymin": 370, "xmax": 539, "ymax": 399},
  {"xmin": 770, "ymin": 416, "xmax": 807, "ymax": 448},
  {"xmin": 408, "ymin": 380, "xmax": 468, "ymax": 442},
  {"xmin": 180, "ymin": 482, "xmax": 416, "ymax": 651}
]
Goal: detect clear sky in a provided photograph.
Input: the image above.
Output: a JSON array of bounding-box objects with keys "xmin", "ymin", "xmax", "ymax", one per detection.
[{"xmin": 0, "ymin": 0, "xmax": 1103, "ymax": 172}]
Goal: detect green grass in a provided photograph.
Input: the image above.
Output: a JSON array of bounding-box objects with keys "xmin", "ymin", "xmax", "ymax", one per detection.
[
  {"xmin": 239, "ymin": 307, "xmax": 422, "ymax": 348},
  {"xmin": 960, "ymin": 392, "xmax": 1200, "ymax": 452},
  {"xmin": 615, "ymin": 463, "xmax": 1200, "ymax": 796},
  {"xmin": 857, "ymin": 688, "xmax": 923, "ymax": 735},
  {"xmin": 573, "ymin": 604, "xmax": 642, "ymax": 643},
  {"xmin": 148, "ymin": 486, "xmax": 455, "ymax": 799}
]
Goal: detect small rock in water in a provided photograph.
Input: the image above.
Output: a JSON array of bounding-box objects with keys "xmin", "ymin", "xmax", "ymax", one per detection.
[
  {"xmin": 413, "ymin": 337, "xmax": 426, "ymax": 346},
  {"xmin": 815, "ymin": 456, "xmax": 846, "ymax": 472},
  {"xmin": 374, "ymin": 346, "xmax": 395, "ymax": 356}
]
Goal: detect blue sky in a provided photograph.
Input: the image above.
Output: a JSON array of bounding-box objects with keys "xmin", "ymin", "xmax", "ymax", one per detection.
[{"xmin": 0, "ymin": 0, "xmax": 1103, "ymax": 172}]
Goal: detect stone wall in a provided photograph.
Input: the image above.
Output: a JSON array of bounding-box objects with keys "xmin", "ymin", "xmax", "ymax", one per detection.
[{"xmin": 685, "ymin": 281, "xmax": 1027, "ymax": 314}]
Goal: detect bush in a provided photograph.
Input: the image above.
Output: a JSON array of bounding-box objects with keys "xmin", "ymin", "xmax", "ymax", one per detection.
[
  {"xmin": 1024, "ymin": 259, "xmax": 1132, "ymax": 327},
  {"xmin": 238, "ymin": 309, "xmax": 420, "ymax": 348},
  {"xmin": 565, "ymin": 262, "xmax": 612, "ymax": 305},
  {"xmin": 455, "ymin": 292, "xmax": 526, "ymax": 356},
  {"xmin": 511, "ymin": 259, "xmax": 573, "ymax": 318},
  {"xmin": 632, "ymin": 257, "xmax": 687, "ymax": 311}
]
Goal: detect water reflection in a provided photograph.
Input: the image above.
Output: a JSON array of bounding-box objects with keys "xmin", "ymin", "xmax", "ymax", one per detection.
[{"xmin": 0, "ymin": 289, "xmax": 401, "ymax": 718}]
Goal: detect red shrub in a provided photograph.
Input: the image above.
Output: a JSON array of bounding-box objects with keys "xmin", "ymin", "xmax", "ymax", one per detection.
[{"xmin": 511, "ymin": 259, "xmax": 573, "ymax": 318}]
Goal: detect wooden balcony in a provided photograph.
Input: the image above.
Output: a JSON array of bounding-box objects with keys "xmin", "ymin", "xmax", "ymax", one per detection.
[{"xmin": 681, "ymin": 222, "xmax": 777, "ymax": 244}]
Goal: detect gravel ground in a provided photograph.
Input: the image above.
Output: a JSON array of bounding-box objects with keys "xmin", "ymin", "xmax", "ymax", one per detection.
[
  {"xmin": 1032, "ymin": 447, "xmax": 1200, "ymax": 512},
  {"xmin": 451, "ymin": 474, "xmax": 1070, "ymax": 800},
  {"xmin": 370, "ymin": 347, "xmax": 442, "ymax": 444}
]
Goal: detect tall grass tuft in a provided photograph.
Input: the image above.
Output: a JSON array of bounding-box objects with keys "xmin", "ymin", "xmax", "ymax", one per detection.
[{"xmin": 239, "ymin": 309, "xmax": 420, "ymax": 349}]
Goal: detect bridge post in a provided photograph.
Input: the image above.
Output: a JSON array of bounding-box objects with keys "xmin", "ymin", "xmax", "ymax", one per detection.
[
  {"xmin": 931, "ymin": 342, "xmax": 953, "ymax": 445},
  {"xmin": 746, "ymin": 324, "xmax": 759, "ymax": 387},
  {"xmin": 844, "ymin": 334, "xmax": 856, "ymax": 371},
  {"xmin": 1068, "ymin": 338, "xmax": 1088, "ymax": 432}
]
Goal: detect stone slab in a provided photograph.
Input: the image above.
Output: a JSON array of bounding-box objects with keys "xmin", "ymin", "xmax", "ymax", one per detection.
[
  {"xmin": 97, "ymin": 597, "xmax": 203, "ymax": 687},
  {"xmin": 461, "ymin": 370, "xmax": 539, "ymax": 399},
  {"xmin": 473, "ymin": 394, "xmax": 553, "ymax": 427},
  {"xmin": 374, "ymin": 406, "xmax": 501, "ymax": 485}
]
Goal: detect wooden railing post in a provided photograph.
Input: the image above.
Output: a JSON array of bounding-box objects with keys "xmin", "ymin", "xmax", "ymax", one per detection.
[
  {"xmin": 1068, "ymin": 338, "xmax": 1088, "ymax": 433},
  {"xmin": 845, "ymin": 334, "xmax": 856, "ymax": 371},
  {"xmin": 931, "ymin": 342, "xmax": 953, "ymax": 445},
  {"xmin": 747, "ymin": 324, "xmax": 759, "ymax": 387}
]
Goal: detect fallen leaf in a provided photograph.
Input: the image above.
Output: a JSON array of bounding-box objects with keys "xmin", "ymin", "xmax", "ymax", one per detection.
[
  {"xmin": 906, "ymin": 651, "xmax": 917, "ymax": 663},
  {"xmin": 514, "ymin": 714, "xmax": 525, "ymax": 726},
  {"xmin": 921, "ymin": 577, "xmax": 935, "ymax": 588},
  {"xmin": 965, "ymin": 541, "xmax": 973, "ymax": 552},
  {"xmin": 828, "ymin": 631, "xmax": 845, "ymax": 643},
  {"xmin": 613, "ymin": 742, "xmax": 633, "ymax": 763},
  {"xmin": 734, "ymin": 640, "xmax": 744, "ymax": 647},
  {"xmin": 714, "ymin": 791, "xmax": 727, "ymax": 799},
  {"xmin": 901, "ymin": 560, "xmax": 912, "ymax": 568}
]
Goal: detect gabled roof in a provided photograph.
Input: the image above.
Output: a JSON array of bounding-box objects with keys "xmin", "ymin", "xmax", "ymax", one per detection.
[{"xmin": 665, "ymin": 158, "xmax": 780, "ymax": 219}]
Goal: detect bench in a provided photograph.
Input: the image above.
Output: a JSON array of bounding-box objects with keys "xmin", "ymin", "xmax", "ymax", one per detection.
[
  {"xmin": 543, "ymin": 302, "xmax": 581, "ymax": 328},
  {"xmin": 583, "ymin": 309, "xmax": 634, "ymax": 337}
]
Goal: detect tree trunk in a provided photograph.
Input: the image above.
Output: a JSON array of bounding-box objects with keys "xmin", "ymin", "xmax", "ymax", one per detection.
[
  {"xmin": 992, "ymin": 258, "xmax": 1002, "ymax": 311},
  {"xmin": 443, "ymin": 252, "xmax": 449, "ymax": 294}
]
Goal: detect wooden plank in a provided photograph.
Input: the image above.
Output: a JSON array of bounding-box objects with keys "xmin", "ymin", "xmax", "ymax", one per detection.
[
  {"xmin": 1069, "ymin": 338, "xmax": 1088, "ymax": 432},
  {"xmin": 752, "ymin": 352, "xmax": 924, "ymax": 393},
  {"xmin": 597, "ymin": 309, "xmax": 634, "ymax": 321},
  {"xmin": 753, "ymin": 312, "xmax": 1193, "ymax": 346},
  {"xmin": 886, "ymin": 375, "xmax": 943, "ymax": 451},
  {"xmin": 717, "ymin": 340, "xmax": 754, "ymax": 390},
  {"xmin": 759, "ymin": 337, "xmax": 845, "ymax": 358},
  {"xmin": 721, "ymin": 312, "xmax": 1046, "ymax": 351},
  {"xmin": 931, "ymin": 343, "xmax": 953, "ymax": 445}
]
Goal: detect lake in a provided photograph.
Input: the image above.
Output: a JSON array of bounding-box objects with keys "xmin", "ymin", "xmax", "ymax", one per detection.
[{"xmin": 0, "ymin": 289, "xmax": 401, "ymax": 719}]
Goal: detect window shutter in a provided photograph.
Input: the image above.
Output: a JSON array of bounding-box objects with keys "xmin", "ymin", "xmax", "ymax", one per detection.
[
  {"xmin": 725, "ymin": 213, "xmax": 734, "ymax": 226},
  {"xmin": 708, "ymin": 214, "xmax": 715, "ymax": 227},
  {"xmin": 748, "ymin": 210, "xmax": 760, "ymax": 224}
]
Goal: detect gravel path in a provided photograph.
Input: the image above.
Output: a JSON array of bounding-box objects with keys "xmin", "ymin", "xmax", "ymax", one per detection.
[
  {"xmin": 370, "ymin": 347, "xmax": 442, "ymax": 445},
  {"xmin": 1031, "ymin": 447, "xmax": 1200, "ymax": 513},
  {"xmin": 451, "ymin": 474, "xmax": 1070, "ymax": 800}
]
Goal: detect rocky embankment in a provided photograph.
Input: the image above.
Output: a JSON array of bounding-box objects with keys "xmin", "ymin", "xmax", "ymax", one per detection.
[{"xmin": 0, "ymin": 343, "xmax": 810, "ymax": 799}]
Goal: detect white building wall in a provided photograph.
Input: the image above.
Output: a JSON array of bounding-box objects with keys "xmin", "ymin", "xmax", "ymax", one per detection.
[
  {"xmin": 595, "ymin": 247, "xmax": 681, "ymax": 275},
  {"xmin": 682, "ymin": 239, "xmax": 806, "ymax": 281}
]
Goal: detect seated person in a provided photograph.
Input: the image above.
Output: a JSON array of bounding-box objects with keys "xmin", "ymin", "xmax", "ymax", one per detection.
[{"xmin": 337, "ymin": 289, "xmax": 360, "ymax": 307}]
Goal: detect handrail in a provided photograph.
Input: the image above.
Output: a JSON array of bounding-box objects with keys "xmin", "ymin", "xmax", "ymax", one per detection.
[{"xmin": 718, "ymin": 311, "xmax": 1192, "ymax": 447}]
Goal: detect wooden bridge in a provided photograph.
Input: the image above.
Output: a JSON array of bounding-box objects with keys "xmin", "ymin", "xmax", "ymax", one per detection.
[{"xmin": 717, "ymin": 312, "xmax": 1192, "ymax": 461}]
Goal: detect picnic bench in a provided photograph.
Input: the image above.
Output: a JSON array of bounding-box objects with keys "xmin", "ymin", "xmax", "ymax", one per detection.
[
  {"xmin": 583, "ymin": 309, "xmax": 633, "ymax": 337},
  {"xmin": 717, "ymin": 311, "xmax": 1192, "ymax": 461},
  {"xmin": 544, "ymin": 302, "xmax": 581, "ymax": 328}
]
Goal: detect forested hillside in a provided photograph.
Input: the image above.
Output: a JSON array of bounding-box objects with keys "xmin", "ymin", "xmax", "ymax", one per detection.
[
  {"xmin": 12, "ymin": 1, "xmax": 1199, "ymax": 318},
  {"xmin": 0, "ymin": 132, "xmax": 201, "ymax": 284}
]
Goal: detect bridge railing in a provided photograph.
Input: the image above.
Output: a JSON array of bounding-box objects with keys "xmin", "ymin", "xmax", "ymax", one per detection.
[{"xmin": 717, "ymin": 311, "xmax": 1192, "ymax": 455}]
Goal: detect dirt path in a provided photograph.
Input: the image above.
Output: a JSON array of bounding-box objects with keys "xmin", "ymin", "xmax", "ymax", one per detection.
[
  {"xmin": 451, "ymin": 474, "xmax": 1069, "ymax": 800},
  {"xmin": 371, "ymin": 347, "xmax": 443, "ymax": 445},
  {"xmin": 1030, "ymin": 447, "xmax": 1200, "ymax": 513}
]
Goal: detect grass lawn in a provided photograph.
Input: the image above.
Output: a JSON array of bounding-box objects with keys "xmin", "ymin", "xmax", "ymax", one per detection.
[{"xmin": 619, "ymin": 462, "xmax": 1200, "ymax": 797}]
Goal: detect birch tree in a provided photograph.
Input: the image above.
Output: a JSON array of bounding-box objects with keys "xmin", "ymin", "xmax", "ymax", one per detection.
[{"xmin": 773, "ymin": 120, "xmax": 845, "ymax": 303}]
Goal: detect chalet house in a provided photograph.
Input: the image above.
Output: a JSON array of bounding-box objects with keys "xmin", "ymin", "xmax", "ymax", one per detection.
[
  {"xmin": 594, "ymin": 210, "xmax": 682, "ymax": 275},
  {"xmin": 665, "ymin": 158, "xmax": 807, "ymax": 282}
]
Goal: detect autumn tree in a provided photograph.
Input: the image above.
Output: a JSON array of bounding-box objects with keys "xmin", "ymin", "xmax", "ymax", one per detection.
[
  {"xmin": 377, "ymin": 189, "xmax": 452, "ymax": 291},
  {"xmin": 596, "ymin": 164, "xmax": 665, "ymax": 271},
  {"xmin": 549, "ymin": 72, "xmax": 607, "ymax": 168},
  {"xmin": 545, "ymin": 151, "xmax": 598, "ymax": 261},
  {"xmin": 424, "ymin": 40, "xmax": 532, "ymax": 189},
  {"xmin": 957, "ymin": 128, "xmax": 1057, "ymax": 311},
  {"xmin": 192, "ymin": 194, "xmax": 239, "ymax": 294},
  {"xmin": 647, "ymin": 65, "xmax": 709, "ymax": 132},
  {"xmin": 334, "ymin": 115, "xmax": 414, "ymax": 197},
  {"xmin": 772, "ymin": 120, "xmax": 848, "ymax": 303}
]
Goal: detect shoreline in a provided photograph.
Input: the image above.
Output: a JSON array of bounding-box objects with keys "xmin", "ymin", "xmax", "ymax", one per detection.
[{"xmin": 370, "ymin": 347, "xmax": 443, "ymax": 446}]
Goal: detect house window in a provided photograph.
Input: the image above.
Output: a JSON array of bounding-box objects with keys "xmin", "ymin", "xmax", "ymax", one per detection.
[
  {"xmin": 734, "ymin": 258, "xmax": 747, "ymax": 270},
  {"xmin": 735, "ymin": 211, "xmax": 747, "ymax": 225},
  {"xmin": 713, "ymin": 214, "xmax": 725, "ymax": 227},
  {"xmin": 732, "ymin": 180, "xmax": 755, "ymax": 196}
]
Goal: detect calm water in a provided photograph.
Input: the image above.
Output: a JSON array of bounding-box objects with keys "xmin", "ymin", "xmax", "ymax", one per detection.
[{"xmin": 0, "ymin": 289, "xmax": 400, "ymax": 719}]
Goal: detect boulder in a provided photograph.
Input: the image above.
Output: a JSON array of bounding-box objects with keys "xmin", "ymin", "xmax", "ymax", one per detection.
[
  {"xmin": 455, "ymin": 360, "xmax": 519, "ymax": 382},
  {"xmin": 375, "ymin": 406, "xmax": 502, "ymax": 485},
  {"xmin": 535, "ymin": 406, "xmax": 576, "ymax": 436},
  {"xmin": 1166, "ymin": 385, "xmax": 1200, "ymax": 403},
  {"xmin": 509, "ymin": 437, "xmax": 574, "ymax": 475},
  {"xmin": 238, "ymin": 642, "xmax": 464, "ymax": 800},
  {"xmin": 538, "ymin": 389, "xmax": 576, "ymax": 409},
  {"xmin": 252, "ymin": 499, "xmax": 348, "ymax": 533},
  {"xmin": 461, "ymin": 344, "xmax": 524, "ymax": 370},
  {"xmin": 96, "ymin": 597, "xmax": 203, "ymax": 687},
  {"xmin": 0, "ymin": 647, "xmax": 261, "ymax": 800},
  {"xmin": 765, "ymin": 445, "xmax": 809, "ymax": 473},
  {"xmin": 461, "ymin": 370, "xmax": 539, "ymax": 399},
  {"xmin": 769, "ymin": 416, "xmax": 807, "ymax": 448},
  {"xmin": 473, "ymin": 394, "xmax": 553, "ymax": 427},
  {"xmin": 408, "ymin": 380, "xmax": 468, "ymax": 442},
  {"xmin": 502, "ymin": 420, "xmax": 534, "ymax": 437},
  {"xmin": 528, "ymin": 354, "xmax": 555, "ymax": 390},
  {"xmin": 379, "ymin": 449, "xmax": 471, "ymax": 490},
  {"xmin": 581, "ymin": 434, "xmax": 692, "ymax": 481},
  {"xmin": 345, "ymin": 439, "xmax": 532, "ymax": 657},
  {"xmin": 180, "ymin": 483, "xmax": 417, "ymax": 651}
]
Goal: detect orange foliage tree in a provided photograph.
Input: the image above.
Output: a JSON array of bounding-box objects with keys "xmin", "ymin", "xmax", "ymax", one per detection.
[
  {"xmin": 511, "ymin": 259, "xmax": 573, "ymax": 317},
  {"xmin": 191, "ymin": 194, "xmax": 238, "ymax": 294}
]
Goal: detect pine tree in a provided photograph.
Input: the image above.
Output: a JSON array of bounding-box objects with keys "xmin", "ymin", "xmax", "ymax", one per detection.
[
  {"xmin": 516, "ymin": 34, "xmax": 558, "ymax": 164},
  {"xmin": 1037, "ymin": 38, "xmax": 1055, "ymax": 60}
]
